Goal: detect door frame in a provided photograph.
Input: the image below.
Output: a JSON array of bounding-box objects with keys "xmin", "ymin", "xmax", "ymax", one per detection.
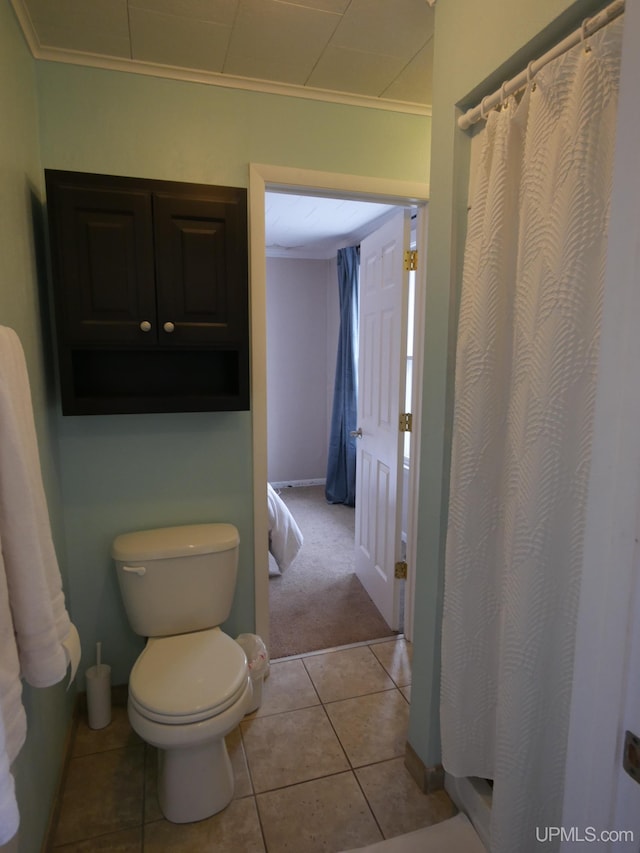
[{"xmin": 249, "ymin": 163, "xmax": 429, "ymax": 650}]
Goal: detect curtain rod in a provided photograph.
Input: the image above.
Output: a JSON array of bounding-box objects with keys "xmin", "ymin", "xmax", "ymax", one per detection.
[{"xmin": 457, "ymin": 0, "xmax": 624, "ymax": 130}]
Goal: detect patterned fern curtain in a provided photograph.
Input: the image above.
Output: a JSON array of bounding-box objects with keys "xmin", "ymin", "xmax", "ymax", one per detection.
[
  {"xmin": 441, "ymin": 17, "xmax": 623, "ymax": 852},
  {"xmin": 326, "ymin": 246, "xmax": 359, "ymax": 506}
]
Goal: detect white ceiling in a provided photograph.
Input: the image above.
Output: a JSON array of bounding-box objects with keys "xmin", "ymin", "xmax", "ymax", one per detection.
[
  {"xmin": 265, "ymin": 191, "xmax": 403, "ymax": 259},
  {"xmin": 12, "ymin": 0, "xmax": 434, "ymax": 111}
]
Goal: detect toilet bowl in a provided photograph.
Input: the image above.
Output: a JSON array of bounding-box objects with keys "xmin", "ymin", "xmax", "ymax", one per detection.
[
  {"xmin": 127, "ymin": 627, "xmax": 252, "ymax": 823},
  {"xmin": 112, "ymin": 523, "xmax": 252, "ymax": 824}
]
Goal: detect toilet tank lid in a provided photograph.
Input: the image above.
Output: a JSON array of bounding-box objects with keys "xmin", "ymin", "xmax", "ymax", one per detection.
[{"xmin": 111, "ymin": 523, "xmax": 239, "ymax": 561}]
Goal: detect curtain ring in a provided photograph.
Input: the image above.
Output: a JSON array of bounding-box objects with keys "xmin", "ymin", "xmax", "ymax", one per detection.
[
  {"xmin": 526, "ymin": 60, "xmax": 535, "ymax": 84},
  {"xmin": 526, "ymin": 60, "xmax": 537, "ymax": 92},
  {"xmin": 580, "ymin": 17, "xmax": 593, "ymax": 53},
  {"xmin": 500, "ymin": 80, "xmax": 509, "ymax": 109},
  {"xmin": 479, "ymin": 95, "xmax": 491, "ymax": 121}
]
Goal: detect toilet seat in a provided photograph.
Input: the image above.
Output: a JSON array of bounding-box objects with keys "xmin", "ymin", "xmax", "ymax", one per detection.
[{"xmin": 129, "ymin": 627, "xmax": 248, "ymax": 725}]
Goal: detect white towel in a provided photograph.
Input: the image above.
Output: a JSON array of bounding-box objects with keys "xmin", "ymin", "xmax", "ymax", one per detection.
[
  {"xmin": 0, "ymin": 709, "xmax": 19, "ymax": 846},
  {"xmin": 0, "ymin": 551, "xmax": 25, "ymax": 765},
  {"xmin": 0, "ymin": 328, "xmax": 72, "ymax": 684},
  {"xmin": 0, "ymin": 327, "xmax": 78, "ymax": 843}
]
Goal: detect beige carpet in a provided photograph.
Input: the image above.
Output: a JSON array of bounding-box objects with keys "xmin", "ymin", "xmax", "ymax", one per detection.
[{"xmin": 268, "ymin": 485, "xmax": 396, "ymax": 659}]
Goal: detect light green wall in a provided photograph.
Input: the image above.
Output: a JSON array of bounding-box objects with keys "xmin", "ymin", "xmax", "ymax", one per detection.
[
  {"xmin": 407, "ymin": 0, "xmax": 610, "ymax": 766},
  {"xmin": 37, "ymin": 63, "xmax": 430, "ymax": 186},
  {"xmin": 35, "ymin": 62, "xmax": 431, "ymax": 688},
  {"xmin": 0, "ymin": 5, "xmax": 75, "ymax": 852}
]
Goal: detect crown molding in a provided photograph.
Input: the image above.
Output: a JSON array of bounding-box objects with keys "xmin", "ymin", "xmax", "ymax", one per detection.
[
  {"xmin": 37, "ymin": 48, "xmax": 433, "ymax": 116},
  {"xmin": 10, "ymin": 1, "xmax": 431, "ymax": 117}
]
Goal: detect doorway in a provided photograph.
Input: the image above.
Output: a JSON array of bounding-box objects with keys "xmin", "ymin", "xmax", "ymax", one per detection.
[
  {"xmin": 264, "ymin": 198, "xmax": 412, "ymax": 657},
  {"xmin": 249, "ymin": 164, "xmax": 429, "ymax": 657}
]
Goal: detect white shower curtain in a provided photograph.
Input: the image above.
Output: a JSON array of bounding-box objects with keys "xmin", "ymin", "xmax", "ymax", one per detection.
[{"xmin": 441, "ymin": 16, "xmax": 623, "ymax": 852}]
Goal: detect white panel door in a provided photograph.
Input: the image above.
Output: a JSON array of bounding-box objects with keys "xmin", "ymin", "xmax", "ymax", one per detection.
[{"xmin": 354, "ymin": 209, "xmax": 410, "ymax": 630}]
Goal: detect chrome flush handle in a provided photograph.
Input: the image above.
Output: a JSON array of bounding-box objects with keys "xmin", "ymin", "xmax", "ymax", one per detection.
[{"xmin": 121, "ymin": 565, "xmax": 146, "ymax": 576}]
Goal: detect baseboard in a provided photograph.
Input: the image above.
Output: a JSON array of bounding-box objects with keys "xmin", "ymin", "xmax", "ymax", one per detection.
[
  {"xmin": 270, "ymin": 479, "xmax": 326, "ymax": 488},
  {"xmin": 404, "ymin": 741, "xmax": 444, "ymax": 793}
]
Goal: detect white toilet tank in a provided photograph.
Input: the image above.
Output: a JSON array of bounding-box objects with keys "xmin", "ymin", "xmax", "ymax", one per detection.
[{"xmin": 112, "ymin": 523, "xmax": 240, "ymax": 638}]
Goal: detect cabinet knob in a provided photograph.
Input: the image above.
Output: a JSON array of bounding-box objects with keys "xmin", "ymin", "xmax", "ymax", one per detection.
[
  {"xmin": 163, "ymin": 322, "xmax": 175, "ymax": 333},
  {"xmin": 139, "ymin": 320, "xmax": 152, "ymax": 332}
]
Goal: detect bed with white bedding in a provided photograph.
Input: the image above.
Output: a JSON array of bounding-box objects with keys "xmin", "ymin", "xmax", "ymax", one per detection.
[{"xmin": 267, "ymin": 483, "xmax": 303, "ymax": 575}]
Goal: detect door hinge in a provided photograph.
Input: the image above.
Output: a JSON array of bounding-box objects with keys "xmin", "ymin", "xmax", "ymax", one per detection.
[
  {"xmin": 399, "ymin": 412, "xmax": 412, "ymax": 432},
  {"xmin": 623, "ymin": 730, "xmax": 640, "ymax": 784},
  {"xmin": 404, "ymin": 249, "xmax": 418, "ymax": 271},
  {"xmin": 395, "ymin": 560, "xmax": 408, "ymax": 580}
]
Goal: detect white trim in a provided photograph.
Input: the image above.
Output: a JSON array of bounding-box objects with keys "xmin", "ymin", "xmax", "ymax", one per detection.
[
  {"xmin": 403, "ymin": 204, "xmax": 429, "ymax": 644},
  {"xmin": 9, "ymin": 0, "xmax": 39, "ymax": 55},
  {"xmin": 9, "ymin": 0, "xmax": 431, "ymax": 118},
  {"xmin": 250, "ymin": 164, "xmax": 429, "ymax": 650},
  {"xmin": 37, "ymin": 50, "xmax": 431, "ymax": 116},
  {"xmin": 272, "ymin": 633, "xmax": 403, "ymax": 664},
  {"xmin": 269, "ymin": 479, "xmax": 326, "ymax": 489},
  {"xmin": 252, "ymin": 165, "xmax": 429, "ymax": 204},
  {"xmin": 249, "ymin": 165, "xmax": 270, "ymax": 647}
]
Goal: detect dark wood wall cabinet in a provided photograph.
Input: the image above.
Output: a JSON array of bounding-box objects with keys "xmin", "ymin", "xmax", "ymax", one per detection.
[{"xmin": 45, "ymin": 170, "xmax": 250, "ymax": 415}]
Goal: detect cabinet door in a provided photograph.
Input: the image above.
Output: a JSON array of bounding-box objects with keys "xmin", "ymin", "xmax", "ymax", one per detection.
[
  {"xmin": 48, "ymin": 179, "xmax": 156, "ymax": 344},
  {"xmin": 152, "ymin": 190, "xmax": 248, "ymax": 345}
]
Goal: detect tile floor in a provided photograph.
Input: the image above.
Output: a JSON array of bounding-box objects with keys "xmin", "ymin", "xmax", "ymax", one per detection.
[{"xmin": 52, "ymin": 637, "xmax": 456, "ymax": 852}]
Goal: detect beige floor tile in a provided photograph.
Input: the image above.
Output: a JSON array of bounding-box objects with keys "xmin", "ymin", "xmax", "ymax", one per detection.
[
  {"xmin": 256, "ymin": 772, "xmax": 382, "ymax": 853},
  {"xmin": 248, "ymin": 659, "xmax": 320, "ymax": 718},
  {"xmin": 227, "ymin": 726, "xmax": 253, "ymax": 798},
  {"xmin": 302, "ymin": 646, "xmax": 395, "ymax": 703},
  {"xmin": 356, "ymin": 758, "xmax": 457, "ymax": 839},
  {"xmin": 325, "ymin": 689, "xmax": 410, "ymax": 767},
  {"xmin": 54, "ymin": 746, "xmax": 145, "ymax": 846},
  {"xmin": 72, "ymin": 705, "xmax": 141, "ymax": 757},
  {"xmin": 241, "ymin": 705, "xmax": 349, "ymax": 792},
  {"xmin": 143, "ymin": 747, "xmax": 162, "ymax": 824},
  {"xmin": 143, "ymin": 797, "xmax": 265, "ymax": 852},
  {"xmin": 400, "ymin": 684, "xmax": 411, "ymax": 702},
  {"xmin": 53, "ymin": 826, "xmax": 142, "ymax": 851},
  {"xmin": 370, "ymin": 639, "xmax": 413, "ymax": 688}
]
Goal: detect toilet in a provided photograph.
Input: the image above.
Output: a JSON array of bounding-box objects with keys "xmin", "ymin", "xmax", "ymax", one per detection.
[{"xmin": 112, "ymin": 523, "xmax": 253, "ymax": 824}]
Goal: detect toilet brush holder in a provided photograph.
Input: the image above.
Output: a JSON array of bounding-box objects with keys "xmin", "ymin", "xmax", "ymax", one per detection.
[{"xmin": 86, "ymin": 642, "xmax": 111, "ymax": 729}]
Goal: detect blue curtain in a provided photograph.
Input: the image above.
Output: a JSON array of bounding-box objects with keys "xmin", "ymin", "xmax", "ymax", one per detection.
[{"xmin": 325, "ymin": 246, "xmax": 359, "ymax": 506}]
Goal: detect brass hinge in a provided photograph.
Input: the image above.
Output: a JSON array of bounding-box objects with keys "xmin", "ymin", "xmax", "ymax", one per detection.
[
  {"xmin": 395, "ymin": 560, "xmax": 408, "ymax": 580},
  {"xmin": 404, "ymin": 249, "xmax": 418, "ymax": 271},
  {"xmin": 399, "ymin": 412, "xmax": 412, "ymax": 432}
]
